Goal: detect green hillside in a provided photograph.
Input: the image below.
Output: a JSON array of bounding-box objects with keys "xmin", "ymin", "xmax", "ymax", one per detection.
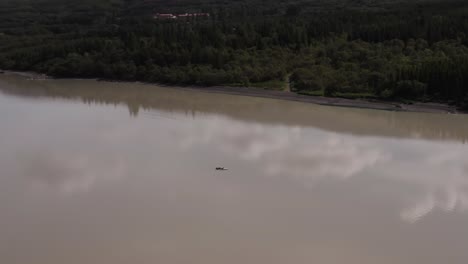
[{"xmin": 1, "ymin": 0, "xmax": 467, "ymax": 107}]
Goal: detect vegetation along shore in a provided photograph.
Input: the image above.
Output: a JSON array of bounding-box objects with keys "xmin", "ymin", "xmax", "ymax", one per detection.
[
  {"xmin": 1, "ymin": 70, "xmax": 459, "ymax": 114},
  {"xmin": 0, "ymin": 0, "xmax": 467, "ymax": 110}
]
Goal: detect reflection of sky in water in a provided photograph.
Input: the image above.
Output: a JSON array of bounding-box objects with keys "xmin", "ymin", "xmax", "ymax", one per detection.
[
  {"xmin": 176, "ymin": 115, "xmax": 468, "ymax": 223},
  {"xmin": 4, "ymin": 77, "xmax": 468, "ymax": 264},
  {"xmin": 1, "ymin": 93, "xmax": 468, "ymax": 225}
]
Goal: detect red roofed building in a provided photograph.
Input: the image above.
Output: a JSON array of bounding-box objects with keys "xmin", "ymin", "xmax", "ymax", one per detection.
[
  {"xmin": 154, "ymin": 12, "xmax": 210, "ymax": 20},
  {"xmin": 154, "ymin": 13, "xmax": 177, "ymax": 19}
]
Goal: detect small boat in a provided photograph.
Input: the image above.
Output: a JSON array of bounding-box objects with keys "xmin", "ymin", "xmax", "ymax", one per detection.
[{"xmin": 216, "ymin": 167, "xmax": 228, "ymax": 171}]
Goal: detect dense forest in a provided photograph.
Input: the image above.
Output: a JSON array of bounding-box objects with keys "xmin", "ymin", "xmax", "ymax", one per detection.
[{"xmin": 0, "ymin": 0, "xmax": 467, "ymax": 107}]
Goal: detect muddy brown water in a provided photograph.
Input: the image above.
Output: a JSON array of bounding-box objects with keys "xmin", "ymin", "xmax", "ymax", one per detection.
[{"xmin": 1, "ymin": 74, "xmax": 468, "ymax": 264}]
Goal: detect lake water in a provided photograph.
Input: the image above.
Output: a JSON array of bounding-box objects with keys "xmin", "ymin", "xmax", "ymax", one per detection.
[{"xmin": 1, "ymin": 73, "xmax": 468, "ymax": 264}]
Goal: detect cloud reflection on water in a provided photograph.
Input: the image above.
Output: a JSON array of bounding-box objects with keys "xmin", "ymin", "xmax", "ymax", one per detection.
[
  {"xmin": 18, "ymin": 151, "xmax": 127, "ymax": 194},
  {"xmin": 173, "ymin": 114, "xmax": 468, "ymax": 223},
  {"xmin": 2, "ymin": 100, "xmax": 468, "ymax": 223}
]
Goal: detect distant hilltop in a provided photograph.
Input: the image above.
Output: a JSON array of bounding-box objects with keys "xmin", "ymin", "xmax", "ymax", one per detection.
[{"xmin": 154, "ymin": 13, "xmax": 210, "ymax": 19}]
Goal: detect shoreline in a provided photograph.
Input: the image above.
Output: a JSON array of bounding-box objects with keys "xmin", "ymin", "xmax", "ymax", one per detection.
[
  {"xmin": 171, "ymin": 85, "xmax": 461, "ymax": 114},
  {"xmin": 1, "ymin": 70, "xmax": 461, "ymax": 114}
]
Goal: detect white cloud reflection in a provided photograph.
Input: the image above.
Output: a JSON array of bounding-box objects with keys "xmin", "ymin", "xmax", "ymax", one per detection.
[
  {"xmin": 174, "ymin": 115, "xmax": 468, "ymax": 223},
  {"xmin": 395, "ymin": 149, "xmax": 468, "ymax": 223},
  {"xmin": 17, "ymin": 151, "xmax": 127, "ymax": 194},
  {"xmin": 2, "ymin": 102, "xmax": 468, "ymax": 223}
]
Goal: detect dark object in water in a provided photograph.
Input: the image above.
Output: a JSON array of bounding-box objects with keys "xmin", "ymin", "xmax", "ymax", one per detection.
[
  {"xmin": 0, "ymin": 71, "xmax": 4, "ymax": 74},
  {"xmin": 216, "ymin": 167, "xmax": 228, "ymax": 171}
]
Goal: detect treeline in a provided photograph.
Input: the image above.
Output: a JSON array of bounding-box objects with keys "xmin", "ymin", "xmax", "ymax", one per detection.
[
  {"xmin": 0, "ymin": 0, "xmax": 468, "ymax": 107},
  {"xmin": 290, "ymin": 38, "xmax": 468, "ymax": 102}
]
